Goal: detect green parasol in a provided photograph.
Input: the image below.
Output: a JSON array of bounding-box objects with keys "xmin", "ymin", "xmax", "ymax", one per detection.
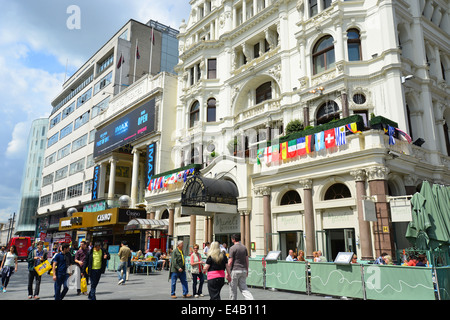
[
  {"xmin": 432, "ymin": 184, "xmax": 450, "ymax": 239},
  {"xmin": 406, "ymin": 191, "xmax": 432, "ymax": 250}
]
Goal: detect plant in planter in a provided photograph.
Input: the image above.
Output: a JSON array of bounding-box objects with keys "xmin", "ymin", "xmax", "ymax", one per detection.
[{"xmin": 286, "ymin": 119, "xmax": 304, "ymax": 135}]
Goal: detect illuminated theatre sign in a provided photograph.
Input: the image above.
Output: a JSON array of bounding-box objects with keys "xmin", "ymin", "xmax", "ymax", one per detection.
[
  {"xmin": 181, "ymin": 176, "xmax": 239, "ymax": 216},
  {"xmin": 93, "ymin": 98, "xmax": 156, "ymax": 158}
]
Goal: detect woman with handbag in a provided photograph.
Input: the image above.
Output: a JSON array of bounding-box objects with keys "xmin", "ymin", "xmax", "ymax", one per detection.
[
  {"xmin": 27, "ymin": 241, "xmax": 47, "ymax": 299},
  {"xmin": 1, "ymin": 245, "xmax": 18, "ymax": 293}
]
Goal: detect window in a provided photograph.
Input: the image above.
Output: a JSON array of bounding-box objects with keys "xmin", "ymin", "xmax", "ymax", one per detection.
[
  {"xmin": 280, "ymin": 190, "xmax": 302, "ymax": 205},
  {"xmin": 72, "ymin": 134, "xmax": 88, "ymax": 152},
  {"xmin": 74, "ymin": 111, "xmax": 90, "ymax": 130},
  {"xmin": 97, "ymin": 53, "xmax": 114, "ymax": 74},
  {"xmin": 323, "ymin": 0, "xmax": 332, "ymax": 10},
  {"xmin": 86, "ymin": 154, "xmax": 95, "ymax": 168},
  {"xmin": 190, "ymin": 101, "xmax": 200, "ymax": 128},
  {"xmin": 67, "ymin": 183, "xmax": 83, "ymax": 199},
  {"xmin": 254, "ymin": 42, "xmax": 260, "ymax": 59},
  {"xmin": 93, "ymin": 71, "xmax": 112, "ymax": 95},
  {"xmin": 91, "ymin": 97, "xmax": 110, "ymax": 119},
  {"xmin": 84, "ymin": 179, "xmax": 93, "ymax": 195},
  {"xmin": 324, "ymin": 183, "xmax": 351, "ymax": 200},
  {"xmin": 52, "ymin": 189, "xmax": 66, "ymax": 204},
  {"xmin": 40, "ymin": 194, "xmax": 51, "ymax": 207},
  {"xmin": 312, "ymin": 35, "xmax": 335, "ymax": 74},
  {"xmin": 50, "ymin": 113, "xmax": 61, "ymax": 129},
  {"xmin": 59, "ymin": 123, "xmax": 73, "ymax": 140},
  {"xmin": 352, "ymin": 93, "xmax": 366, "ymax": 104},
  {"xmin": 316, "ymin": 101, "xmax": 340, "ymax": 125},
  {"xmin": 62, "ymin": 102, "xmax": 75, "ymax": 120},
  {"xmin": 42, "ymin": 173, "xmax": 54, "ymax": 187},
  {"xmin": 57, "ymin": 143, "xmax": 71, "ymax": 160},
  {"xmin": 69, "ymin": 158, "xmax": 85, "ymax": 175},
  {"xmin": 309, "ymin": 0, "xmax": 318, "ymax": 17},
  {"xmin": 47, "ymin": 133, "xmax": 59, "ymax": 148},
  {"xmin": 207, "ymin": 98, "xmax": 216, "ymax": 122},
  {"xmin": 55, "ymin": 166, "xmax": 68, "ymax": 182},
  {"xmin": 77, "ymin": 89, "xmax": 92, "ymax": 108},
  {"xmin": 89, "ymin": 129, "xmax": 96, "ymax": 143},
  {"xmin": 44, "ymin": 152, "xmax": 56, "ymax": 167},
  {"xmin": 256, "ymin": 82, "xmax": 272, "ymax": 105},
  {"xmin": 347, "ymin": 29, "xmax": 361, "ymax": 61},
  {"xmin": 207, "ymin": 59, "xmax": 217, "ymax": 79}
]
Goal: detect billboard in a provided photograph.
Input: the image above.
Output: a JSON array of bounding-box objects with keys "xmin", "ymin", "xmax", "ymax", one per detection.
[{"xmin": 93, "ymin": 98, "xmax": 156, "ymax": 157}]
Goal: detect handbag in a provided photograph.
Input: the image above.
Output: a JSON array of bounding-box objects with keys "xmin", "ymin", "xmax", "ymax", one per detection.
[
  {"xmin": 34, "ymin": 260, "xmax": 52, "ymax": 276},
  {"xmin": 80, "ymin": 277, "xmax": 87, "ymax": 293}
]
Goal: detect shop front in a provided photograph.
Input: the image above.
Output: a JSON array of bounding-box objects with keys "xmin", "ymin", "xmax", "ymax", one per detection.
[
  {"xmin": 124, "ymin": 218, "xmax": 169, "ymax": 252},
  {"xmin": 59, "ymin": 207, "xmax": 147, "ymax": 250}
]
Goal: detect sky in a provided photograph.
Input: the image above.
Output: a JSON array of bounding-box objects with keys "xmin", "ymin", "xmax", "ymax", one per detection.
[{"xmin": 0, "ymin": 0, "xmax": 191, "ymax": 223}]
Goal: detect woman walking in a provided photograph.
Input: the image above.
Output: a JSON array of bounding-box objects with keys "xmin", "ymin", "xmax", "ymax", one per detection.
[
  {"xmin": 190, "ymin": 244, "xmax": 205, "ymax": 298},
  {"xmin": 1, "ymin": 245, "xmax": 18, "ymax": 293},
  {"xmin": 203, "ymin": 242, "xmax": 231, "ymax": 300}
]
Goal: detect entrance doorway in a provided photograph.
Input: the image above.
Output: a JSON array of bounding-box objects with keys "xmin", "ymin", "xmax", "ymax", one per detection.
[
  {"xmin": 319, "ymin": 228, "xmax": 355, "ymax": 261},
  {"xmin": 279, "ymin": 231, "xmax": 304, "ymax": 260}
]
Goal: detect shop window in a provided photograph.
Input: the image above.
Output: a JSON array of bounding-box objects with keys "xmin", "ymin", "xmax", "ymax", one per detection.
[
  {"xmin": 190, "ymin": 101, "xmax": 200, "ymax": 128},
  {"xmin": 280, "ymin": 190, "xmax": 302, "ymax": 205},
  {"xmin": 316, "ymin": 101, "xmax": 340, "ymax": 125},
  {"xmin": 324, "ymin": 183, "xmax": 351, "ymax": 200},
  {"xmin": 312, "ymin": 35, "xmax": 335, "ymax": 74}
]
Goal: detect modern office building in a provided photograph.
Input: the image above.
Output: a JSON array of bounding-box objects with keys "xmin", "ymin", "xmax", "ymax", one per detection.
[
  {"xmin": 145, "ymin": 0, "xmax": 449, "ymax": 260},
  {"xmin": 15, "ymin": 118, "xmax": 49, "ymax": 237},
  {"xmin": 37, "ymin": 19, "xmax": 179, "ymax": 247}
]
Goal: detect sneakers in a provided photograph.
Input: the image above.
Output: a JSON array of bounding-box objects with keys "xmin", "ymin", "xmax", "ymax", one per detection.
[
  {"xmin": 171, "ymin": 295, "xmax": 177, "ymax": 299},
  {"xmin": 118, "ymin": 279, "xmax": 124, "ymax": 285}
]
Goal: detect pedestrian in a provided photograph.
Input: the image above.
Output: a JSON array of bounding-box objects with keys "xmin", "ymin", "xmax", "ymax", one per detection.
[
  {"xmin": 75, "ymin": 240, "xmax": 89, "ymax": 295},
  {"xmin": 169, "ymin": 240, "xmax": 191, "ymax": 298},
  {"xmin": 203, "ymin": 241, "xmax": 231, "ymax": 300},
  {"xmin": 86, "ymin": 242, "xmax": 110, "ymax": 300},
  {"xmin": 203, "ymin": 242, "xmax": 210, "ymax": 255},
  {"xmin": 1, "ymin": 245, "xmax": 18, "ymax": 293},
  {"xmin": 52, "ymin": 243, "xmax": 70, "ymax": 300},
  {"xmin": 190, "ymin": 244, "xmax": 205, "ymax": 298},
  {"xmin": 0, "ymin": 247, "xmax": 6, "ymax": 264},
  {"xmin": 27, "ymin": 241, "xmax": 47, "ymax": 299},
  {"xmin": 117, "ymin": 240, "xmax": 131, "ymax": 285},
  {"xmin": 228, "ymin": 234, "xmax": 254, "ymax": 300}
]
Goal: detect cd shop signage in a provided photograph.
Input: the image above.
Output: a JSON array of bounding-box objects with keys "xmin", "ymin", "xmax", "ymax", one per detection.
[{"xmin": 93, "ymin": 98, "xmax": 156, "ymax": 157}]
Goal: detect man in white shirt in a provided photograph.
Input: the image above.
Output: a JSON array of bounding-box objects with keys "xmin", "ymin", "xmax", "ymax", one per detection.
[{"xmin": 286, "ymin": 250, "xmax": 295, "ymax": 261}]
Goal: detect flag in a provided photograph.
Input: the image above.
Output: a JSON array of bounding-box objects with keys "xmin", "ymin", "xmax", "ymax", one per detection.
[
  {"xmin": 288, "ymin": 140, "xmax": 297, "ymax": 158},
  {"xmin": 305, "ymin": 135, "xmax": 314, "ymax": 154},
  {"xmin": 264, "ymin": 147, "xmax": 272, "ymax": 163},
  {"xmin": 315, "ymin": 131, "xmax": 325, "ymax": 151},
  {"xmin": 396, "ymin": 128, "xmax": 412, "ymax": 143},
  {"xmin": 346, "ymin": 122, "xmax": 361, "ymax": 134},
  {"xmin": 324, "ymin": 128, "xmax": 336, "ymax": 149},
  {"xmin": 272, "ymin": 144, "xmax": 280, "ymax": 161},
  {"xmin": 148, "ymin": 179, "xmax": 153, "ymax": 191},
  {"xmin": 136, "ymin": 45, "xmax": 140, "ymax": 59},
  {"xmin": 151, "ymin": 28, "xmax": 155, "ymax": 45},
  {"xmin": 117, "ymin": 53, "xmax": 124, "ymax": 69},
  {"xmin": 335, "ymin": 126, "xmax": 346, "ymax": 146},
  {"xmin": 256, "ymin": 148, "xmax": 264, "ymax": 165},
  {"xmin": 297, "ymin": 137, "xmax": 306, "ymax": 156},
  {"xmin": 281, "ymin": 142, "xmax": 288, "ymax": 160},
  {"xmin": 388, "ymin": 125, "xmax": 395, "ymax": 145}
]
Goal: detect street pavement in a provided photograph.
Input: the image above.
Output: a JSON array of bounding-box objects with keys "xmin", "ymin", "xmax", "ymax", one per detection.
[{"xmin": 0, "ymin": 261, "xmax": 337, "ymax": 301}]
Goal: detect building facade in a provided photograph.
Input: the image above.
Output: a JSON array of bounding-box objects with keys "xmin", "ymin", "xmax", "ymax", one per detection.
[
  {"xmin": 145, "ymin": 0, "xmax": 449, "ymax": 260},
  {"xmin": 37, "ymin": 19, "xmax": 179, "ymax": 249}
]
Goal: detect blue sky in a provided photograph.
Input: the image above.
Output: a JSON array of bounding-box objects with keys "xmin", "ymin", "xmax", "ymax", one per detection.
[{"xmin": 0, "ymin": 0, "xmax": 191, "ymax": 223}]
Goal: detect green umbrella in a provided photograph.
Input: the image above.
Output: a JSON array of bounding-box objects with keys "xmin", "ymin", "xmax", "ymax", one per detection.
[
  {"xmin": 420, "ymin": 181, "xmax": 450, "ymax": 249},
  {"xmin": 406, "ymin": 192, "xmax": 432, "ymax": 250},
  {"xmin": 432, "ymin": 184, "xmax": 450, "ymax": 238}
]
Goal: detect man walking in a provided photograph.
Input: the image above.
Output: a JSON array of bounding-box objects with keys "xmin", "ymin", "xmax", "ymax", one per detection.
[
  {"xmin": 27, "ymin": 241, "xmax": 47, "ymax": 299},
  {"xmin": 117, "ymin": 241, "xmax": 131, "ymax": 285},
  {"xmin": 228, "ymin": 234, "xmax": 254, "ymax": 300},
  {"xmin": 169, "ymin": 240, "xmax": 191, "ymax": 298},
  {"xmin": 75, "ymin": 241, "xmax": 89, "ymax": 295},
  {"xmin": 86, "ymin": 242, "xmax": 110, "ymax": 300},
  {"xmin": 52, "ymin": 243, "xmax": 70, "ymax": 300}
]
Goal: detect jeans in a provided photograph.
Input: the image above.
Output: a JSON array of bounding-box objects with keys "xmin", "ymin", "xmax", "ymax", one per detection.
[
  {"xmin": 28, "ymin": 270, "xmax": 42, "ymax": 296},
  {"xmin": 171, "ymin": 271, "xmax": 188, "ymax": 296},
  {"xmin": 192, "ymin": 273, "xmax": 204, "ymax": 296},
  {"xmin": 88, "ymin": 269, "xmax": 102, "ymax": 300},
  {"xmin": 229, "ymin": 270, "xmax": 254, "ymax": 300},
  {"xmin": 54, "ymin": 273, "xmax": 69, "ymax": 300},
  {"xmin": 207, "ymin": 277, "xmax": 224, "ymax": 300},
  {"xmin": 117, "ymin": 261, "xmax": 128, "ymax": 283}
]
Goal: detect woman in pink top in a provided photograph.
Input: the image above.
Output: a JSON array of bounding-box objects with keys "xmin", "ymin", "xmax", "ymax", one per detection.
[{"xmin": 203, "ymin": 242, "xmax": 231, "ymax": 300}]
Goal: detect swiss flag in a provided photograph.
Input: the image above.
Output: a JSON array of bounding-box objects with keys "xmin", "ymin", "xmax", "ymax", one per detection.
[{"xmin": 324, "ymin": 129, "xmax": 336, "ymax": 148}]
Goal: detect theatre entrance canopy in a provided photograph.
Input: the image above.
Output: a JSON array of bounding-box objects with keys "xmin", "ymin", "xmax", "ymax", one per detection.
[
  {"xmin": 181, "ymin": 176, "xmax": 239, "ymax": 216},
  {"xmin": 124, "ymin": 218, "xmax": 169, "ymax": 231}
]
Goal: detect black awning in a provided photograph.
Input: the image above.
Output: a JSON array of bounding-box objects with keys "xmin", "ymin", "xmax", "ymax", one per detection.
[{"xmin": 181, "ymin": 176, "xmax": 239, "ymax": 215}]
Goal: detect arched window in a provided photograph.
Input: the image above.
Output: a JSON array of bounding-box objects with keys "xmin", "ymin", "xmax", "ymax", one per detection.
[
  {"xmin": 324, "ymin": 183, "xmax": 351, "ymax": 200},
  {"xmin": 316, "ymin": 101, "xmax": 340, "ymax": 125},
  {"xmin": 255, "ymin": 81, "xmax": 272, "ymax": 105},
  {"xmin": 347, "ymin": 29, "xmax": 361, "ymax": 61},
  {"xmin": 207, "ymin": 98, "xmax": 216, "ymax": 122},
  {"xmin": 280, "ymin": 190, "xmax": 302, "ymax": 205},
  {"xmin": 312, "ymin": 35, "xmax": 335, "ymax": 74},
  {"xmin": 161, "ymin": 210, "xmax": 169, "ymax": 219},
  {"xmin": 189, "ymin": 101, "xmax": 200, "ymax": 128}
]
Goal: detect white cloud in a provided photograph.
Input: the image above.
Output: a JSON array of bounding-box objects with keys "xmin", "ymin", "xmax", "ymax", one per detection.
[{"xmin": 6, "ymin": 122, "xmax": 28, "ymax": 159}]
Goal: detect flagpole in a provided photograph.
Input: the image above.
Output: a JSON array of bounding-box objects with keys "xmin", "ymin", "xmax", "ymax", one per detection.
[
  {"xmin": 134, "ymin": 39, "xmax": 138, "ymax": 84},
  {"xmin": 149, "ymin": 27, "xmax": 154, "ymax": 76}
]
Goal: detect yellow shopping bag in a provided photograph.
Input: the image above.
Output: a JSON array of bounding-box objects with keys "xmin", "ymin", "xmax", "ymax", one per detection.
[
  {"xmin": 34, "ymin": 260, "xmax": 52, "ymax": 276},
  {"xmin": 80, "ymin": 277, "xmax": 88, "ymax": 293}
]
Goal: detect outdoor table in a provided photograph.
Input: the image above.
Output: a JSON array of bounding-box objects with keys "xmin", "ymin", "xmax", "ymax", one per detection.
[{"xmin": 132, "ymin": 259, "xmax": 156, "ymax": 275}]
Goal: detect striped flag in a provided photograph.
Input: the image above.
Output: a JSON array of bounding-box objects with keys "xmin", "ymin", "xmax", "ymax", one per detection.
[
  {"xmin": 297, "ymin": 137, "xmax": 306, "ymax": 156},
  {"xmin": 305, "ymin": 135, "xmax": 314, "ymax": 154},
  {"xmin": 136, "ymin": 45, "xmax": 140, "ymax": 59},
  {"xmin": 335, "ymin": 126, "xmax": 346, "ymax": 146},
  {"xmin": 346, "ymin": 122, "xmax": 361, "ymax": 134},
  {"xmin": 315, "ymin": 131, "xmax": 325, "ymax": 151},
  {"xmin": 288, "ymin": 140, "xmax": 297, "ymax": 158},
  {"xmin": 388, "ymin": 126, "xmax": 396, "ymax": 145},
  {"xmin": 272, "ymin": 144, "xmax": 281, "ymax": 161},
  {"xmin": 117, "ymin": 53, "xmax": 124, "ymax": 69},
  {"xmin": 256, "ymin": 148, "xmax": 264, "ymax": 165},
  {"xmin": 395, "ymin": 128, "xmax": 412, "ymax": 143}
]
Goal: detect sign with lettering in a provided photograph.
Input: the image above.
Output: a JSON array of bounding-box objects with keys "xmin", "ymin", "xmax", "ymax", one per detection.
[
  {"xmin": 91, "ymin": 165, "xmax": 100, "ymax": 201},
  {"xmin": 93, "ymin": 98, "xmax": 156, "ymax": 157},
  {"xmin": 146, "ymin": 143, "xmax": 156, "ymax": 188}
]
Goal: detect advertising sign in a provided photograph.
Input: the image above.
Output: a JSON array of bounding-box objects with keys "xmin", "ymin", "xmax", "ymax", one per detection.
[
  {"xmin": 146, "ymin": 143, "xmax": 156, "ymax": 188},
  {"xmin": 93, "ymin": 99, "xmax": 156, "ymax": 157}
]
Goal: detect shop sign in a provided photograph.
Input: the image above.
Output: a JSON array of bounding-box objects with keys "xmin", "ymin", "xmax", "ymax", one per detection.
[
  {"xmin": 118, "ymin": 208, "xmax": 146, "ymax": 223},
  {"xmin": 214, "ymin": 214, "xmax": 240, "ymax": 234},
  {"xmin": 97, "ymin": 213, "xmax": 113, "ymax": 223}
]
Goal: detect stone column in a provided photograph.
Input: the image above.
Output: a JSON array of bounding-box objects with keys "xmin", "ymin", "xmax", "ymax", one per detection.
[
  {"xmin": 107, "ymin": 158, "xmax": 117, "ymax": 205},
  {"xmin": 240, "ymin": 211, "xmax": 246, "ymax": 247},
  {"xmin": 300, "ymin": 179, "xmax": 315, "ymax": 259},
  {"xmin": 367, "ymin": 166, "xmax": 395, "ymax": 258},
  {"xmin": 351, "ymin": 169, "xmax": 373, "ymax": 260},
  {"xmin": 190, "ymin": 215, "xmax": 196, "ymax": 248},
  {"xmin": 341, "ymin": 90, "xmax": 349, "ymax": 118},
  {"xmin": 240, "ymin": 210, "xmax": 251, "ymax": 255},
  {"xmin": 168, "ymin": 203, "xmax": 175, "ymax": 237},
  {"xmin": 130, "ymin": 148, "xmax": 141, "ymax": 208}
]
